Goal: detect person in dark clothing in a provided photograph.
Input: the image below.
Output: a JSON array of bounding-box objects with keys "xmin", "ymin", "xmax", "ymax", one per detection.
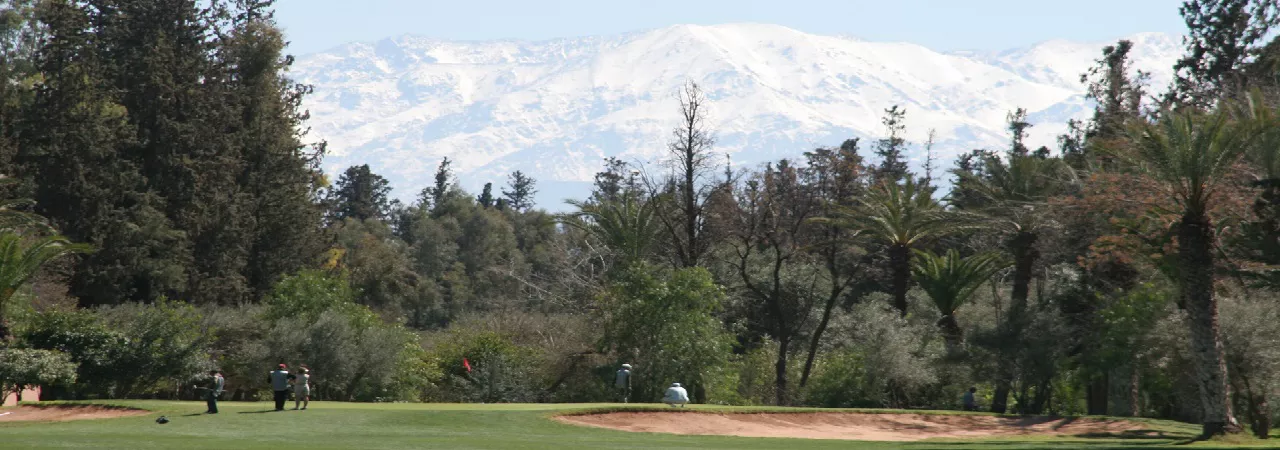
[
  {"xmin": 963, "ymin": 387, "xmax": 977, "ymax": 411},
  {"xmin": 197, "ymin": 370, "xmax": 224, "ymax": 414},
  {"xmin": 268, "ymin": 364, "xmax": 291, "ymax": 411}
]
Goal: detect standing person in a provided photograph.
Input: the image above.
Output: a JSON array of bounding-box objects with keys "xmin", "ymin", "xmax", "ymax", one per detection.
[
  {"xmin": 963, "ymin": 387, "xmax": 977, "ymax": 411},
  {"xmin": 614, "ymin": 364, "xmax": 632, "ymax": 403},
  {"xmin": 663, "ymin": 382, "xmax": 689, "ymax": 408},
  {"xmin": 197, "ymin": 370, "xmax": 224, "ymax": 414},
  {"xmin": 268, "ymin": 364, "xmax": 291, "ymax": 411},
  {"xmin": 293, "ymin": 367, "xmax": 311, "ymax": 410}
]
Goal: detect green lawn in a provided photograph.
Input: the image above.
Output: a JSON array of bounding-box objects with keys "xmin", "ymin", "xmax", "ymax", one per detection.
[{"xmin": 0, "ymin": 400, "xmax": 1273, "ymax": 449}]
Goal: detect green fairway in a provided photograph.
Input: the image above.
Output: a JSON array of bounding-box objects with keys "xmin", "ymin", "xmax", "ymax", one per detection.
[{"xmin": 0, "ymin": 401, "xmax": 1270, "ymax": 449}]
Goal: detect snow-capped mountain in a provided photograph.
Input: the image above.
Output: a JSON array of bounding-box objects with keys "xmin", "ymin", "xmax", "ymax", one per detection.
[{"xmin": 291, "ymin": 23, "xmax": 1183, "ymax": 209}]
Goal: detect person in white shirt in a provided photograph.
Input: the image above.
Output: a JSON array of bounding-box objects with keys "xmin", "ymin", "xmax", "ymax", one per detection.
[
  {"xmin": 293, "ymin": 367, "xmax": 311, "ymax": 410},
  {"xmin": 614, "ymin": 364, "xmax": 632, "ymax": 403},
  {"xmin": 663, "ymin": 382, "xmax": 689, "ymax": 408}
]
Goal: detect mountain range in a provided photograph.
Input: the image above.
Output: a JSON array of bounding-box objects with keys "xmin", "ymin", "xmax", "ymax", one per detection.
[{"xmin": 291, "ymin": 23, "xmax": 1184, "ymax": 209}]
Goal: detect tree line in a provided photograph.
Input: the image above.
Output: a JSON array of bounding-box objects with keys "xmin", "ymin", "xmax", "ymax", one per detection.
[{"xmin": 1, "ymin": 0, "xmax": 1280, "ymax": 441}]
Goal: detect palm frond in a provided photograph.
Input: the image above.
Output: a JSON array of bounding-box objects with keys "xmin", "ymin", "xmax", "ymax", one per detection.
[
  {"xmin": 1126, "ymin": 108, "xmax": 1253, "ymax": 215},
  {"xmin": 912, "ymin": 249, "xmax": 1009, "ymax": 316},
  {"xmin": 558, "ymin": 194, "xmax": 659, "ymax": 266},
  {"xmin": 0, "ymin": 232, "xmax": 92, "ymax": 313}
]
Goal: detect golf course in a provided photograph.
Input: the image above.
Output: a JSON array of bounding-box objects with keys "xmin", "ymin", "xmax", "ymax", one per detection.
[{"xmin": 0, "ymin": 401, "xmax": 1275, "ymax": 449}]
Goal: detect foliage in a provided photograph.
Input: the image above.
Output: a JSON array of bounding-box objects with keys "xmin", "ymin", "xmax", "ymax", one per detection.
[
  {"xmin": 0, "ymin": 347, "xmax": 76, "ymax": 399},
  {"xmin": 599, "ymin": 264, "xmax": 735, "ymax": 403},
  {"xmin": 0, "ymin": 230, "xmax": 90, "ymax": 338}
]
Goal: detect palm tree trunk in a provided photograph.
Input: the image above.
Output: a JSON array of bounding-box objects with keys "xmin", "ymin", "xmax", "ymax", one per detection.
[
  {"xmin": 889, "ymin": 243, "xmax": 910, "ymax": 317},
  {"xmin": 1009, "ymin": 231, "xmax": 1038, "ymax": 320},
  {"xmin": 937, "ymin": 315, "xmax": 964, "ymax": 354},
  {"xmin": 1179, "ymin": 213, "xmax": 1236, "ymax": 436}
]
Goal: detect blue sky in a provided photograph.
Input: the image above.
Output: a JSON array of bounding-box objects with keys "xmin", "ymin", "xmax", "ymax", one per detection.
[{"xmin": 273, "ymin": 0, "xmax": 1187, "ymax": 55}]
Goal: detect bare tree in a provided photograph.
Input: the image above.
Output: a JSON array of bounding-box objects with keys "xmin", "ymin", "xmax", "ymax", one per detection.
[
  {"xmin": 648, "ymin": 80, "xmax": 719, "ymax": 268},
  {"xmin": 725, "ymin": 160, "xmax": 823, "ymax": 405}
]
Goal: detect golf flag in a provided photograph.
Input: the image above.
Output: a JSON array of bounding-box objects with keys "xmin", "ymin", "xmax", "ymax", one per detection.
[{"xmin": 463, "ymin": 358, "xmax": 472, "ymax": 373}]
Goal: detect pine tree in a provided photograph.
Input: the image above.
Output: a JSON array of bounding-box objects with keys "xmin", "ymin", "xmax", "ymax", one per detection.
[
  {"xmin": 21, "ymin": 0, "xmax": 189, "ymax": 305},
  {"xmin": 477, "ymin": 183, "xmax": 494, "ymax": 208},
  {"xmin": 1006, "ymin": 108, "xmax": 1032, "ymax": 157},
  {"xmin": 431, "ymin": 157, "xmax": 453, "ymax": 211},
  {"xmin": 502, "ymin": 171, "xmax": 537, "ymax": 212},
  {"xmin": 221, "ymin": 3, "xmax": 325, "ymax": 301},
  {"xmin": 872, "ymin": 105, "xmax": 909, "ymax": 184},
  {"xmin": 1170, "ymin": 0, "xmax": 1280, "ymax": 106},
  {"xmin": 327, "ymin": 165, "xmax": 391, "ymax": 222}
]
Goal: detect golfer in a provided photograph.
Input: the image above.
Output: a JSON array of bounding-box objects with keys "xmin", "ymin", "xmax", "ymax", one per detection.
[
  {"xmin": 293, "ymin": 367, "xmax": 311, "ymax": 410},
  {"xmin": 268, "ymin": 364, "xmax": 291, "ymax": 411},
  {"xmin": 963, "ymin": 387, "xmax": 977, "ymax": 411},
  {"xmin": 197, "ymin": 370, "xmax": 224, "ymax": 414},
  {"xmin": 663, "ymin": 382, "xmax": 689, "ymax": 408},
  {"xmin": 614, "ymin": 363, "xmax": 632, "ymax": 403}
]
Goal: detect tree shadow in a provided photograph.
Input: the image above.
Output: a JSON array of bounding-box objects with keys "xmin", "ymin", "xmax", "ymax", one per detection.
[{"xmin": 1072, "ymin": 429, "xmax": 1181, "ymax": 440}]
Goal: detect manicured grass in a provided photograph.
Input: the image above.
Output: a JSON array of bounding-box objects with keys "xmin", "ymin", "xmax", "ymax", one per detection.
[{"xmin": 0, "ymin": 400, "xmax": 1273, "ymax": 449}]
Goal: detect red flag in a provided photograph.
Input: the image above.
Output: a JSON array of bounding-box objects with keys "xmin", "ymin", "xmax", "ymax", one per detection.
[{"xmin": 463, "ymin": 358, "xmax": 472, "ymax": 373}]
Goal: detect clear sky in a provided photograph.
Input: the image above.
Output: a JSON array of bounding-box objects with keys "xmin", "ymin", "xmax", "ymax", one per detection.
[{"xmin": 273, "ymin": 0, "xmax": 1188, "ymax": 55}]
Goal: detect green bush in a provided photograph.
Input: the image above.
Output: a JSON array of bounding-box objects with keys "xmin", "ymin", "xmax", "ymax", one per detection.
[
  {"xmin": 598, "ymin": 264, "xmax": 735, "ymax": 403},
  {"xmin": 426, "ymin": 329, "xmax": 543, "ymax": 403}
]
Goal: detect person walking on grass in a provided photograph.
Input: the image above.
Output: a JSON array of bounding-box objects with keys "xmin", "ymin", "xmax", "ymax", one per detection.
[
  {"xmin": 196, "ymin": 370, "xmax": 224, "ymax": 414},
  {"xmin": 963, "ymin": 387, "xmax": 977, "ymax": 411},
  {"xmin": 268, "ymin": 364, "xmax": 291, "ymax": 411},
  {"xmin": 293, "ymin": 367, "xmax": 311, "ymax": 410}
]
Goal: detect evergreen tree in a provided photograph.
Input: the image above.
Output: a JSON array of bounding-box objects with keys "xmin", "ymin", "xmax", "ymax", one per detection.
[
  {"xmin": 872, "ymin": 105, "xmax": 909, "ymax": 184},
  {"xmin": 21, "ymin": 0, "xmax": 189, "ymax": 305},
  {"xmin": 327, "ymin": 165, "xmax": 391, "ymax": 222},
  {"xmin": 1170, "ymin": 0, "xmax": 1280, "ymax": 106},
  {"xmin": 221, "ymin": 5, "xmax": 325, "ymax": 300},
  {"xmin": 0, "ymin": 0, "xmax": 40, "ymax": 172},
  {"xmin": 1006, "ymin": 108, "xmax": 1032, "ymax": 157},
  {"xmin": 431, "ymin": 157, "xmax": 453, "ymax": 211},
  {"xmin": 477, "ymin": 183, "xmax": 494, "ymax": 208},
  {"xmin": 502, "ymin": 171, "xmax": 537, "ymax": 212}
]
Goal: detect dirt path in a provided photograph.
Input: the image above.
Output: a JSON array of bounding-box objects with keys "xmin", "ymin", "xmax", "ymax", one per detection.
[
  {"xmin": 556, "ymin": 411, "xmax": 1162, "ymax": 442},
  {"xmin": 0, "ymin": 405, "xmax": 148, "ymax": 423}
]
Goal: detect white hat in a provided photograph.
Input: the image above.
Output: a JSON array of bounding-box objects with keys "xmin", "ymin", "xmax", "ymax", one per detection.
[
  {"xmin": 621, "ymin": 364, "xmax": 632, "ymax": 369},
  {"xmin": 672, "ymin": 382, "xmax": 681, "ymax": 387}
]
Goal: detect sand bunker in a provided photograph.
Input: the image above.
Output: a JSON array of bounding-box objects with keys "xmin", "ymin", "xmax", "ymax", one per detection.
[
  {"xmin": 557, "ymin": 411, "xmax": 1161, "ymax": 442},
  {"xmin": 0, "ymin": 405, "xmax": 148, "ymax": 423}
]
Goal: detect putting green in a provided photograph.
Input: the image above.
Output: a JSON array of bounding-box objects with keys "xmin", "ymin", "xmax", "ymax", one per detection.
[{"xmin": 0, "ymin": 401, "xmax": 1264, "ymax": 449}]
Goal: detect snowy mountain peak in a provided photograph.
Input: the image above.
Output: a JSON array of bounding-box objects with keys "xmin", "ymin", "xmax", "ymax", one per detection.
[{"xmin": 291, "ymin": 25, "xmax": 1183, "ymax": 209}]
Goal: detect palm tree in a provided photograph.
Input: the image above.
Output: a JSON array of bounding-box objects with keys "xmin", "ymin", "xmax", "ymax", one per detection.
[
  {"xmin": 954, "ymin": 152, "xmax": 1071, "ymax": 320},
  {"xmin": 560, "ymin": 193, "xmax": 659, "ymax": 273},
  {"xmin": 912, "ymin": 249, "xmax": 1009, "ymax": 353},
  {"xmin": 833, "ymin": 177, "xmax": 950, "ymax": 316},
  {"xmin": 1127, "ymin": 107, "xmax": 1255, "ymax": 437},
  {"xmin": 0, "ymin": 231, "xmax": 91, "ymax": 340}
]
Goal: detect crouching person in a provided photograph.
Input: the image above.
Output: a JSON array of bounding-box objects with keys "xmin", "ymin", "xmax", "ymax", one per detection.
[{"xmin": 663, "ymin": 382, "xmax": 689, "ymax": 408}]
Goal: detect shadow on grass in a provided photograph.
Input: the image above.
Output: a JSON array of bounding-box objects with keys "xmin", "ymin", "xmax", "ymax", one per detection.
[
  {"xmin": 236, "ymin": 410, "xmax": 281, "ymax": 414},
  {"xmin": 1071, "ymin": 429, "xmax": 1182, "ymax": 440}
]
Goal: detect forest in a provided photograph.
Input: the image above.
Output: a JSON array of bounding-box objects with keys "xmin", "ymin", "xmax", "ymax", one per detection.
[{"xmin": 1, "ymin": 0, "xmax": 1279, "ymax": 440}]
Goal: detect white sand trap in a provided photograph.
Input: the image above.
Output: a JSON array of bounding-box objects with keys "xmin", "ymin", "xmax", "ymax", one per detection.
[
  {"xmin": 556, "ymin": 411, "xmax": 1162, "ymax": 442},
  {"xmin": 0, "ymin": 405, "xmax": 148, "ymax": 423}
]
